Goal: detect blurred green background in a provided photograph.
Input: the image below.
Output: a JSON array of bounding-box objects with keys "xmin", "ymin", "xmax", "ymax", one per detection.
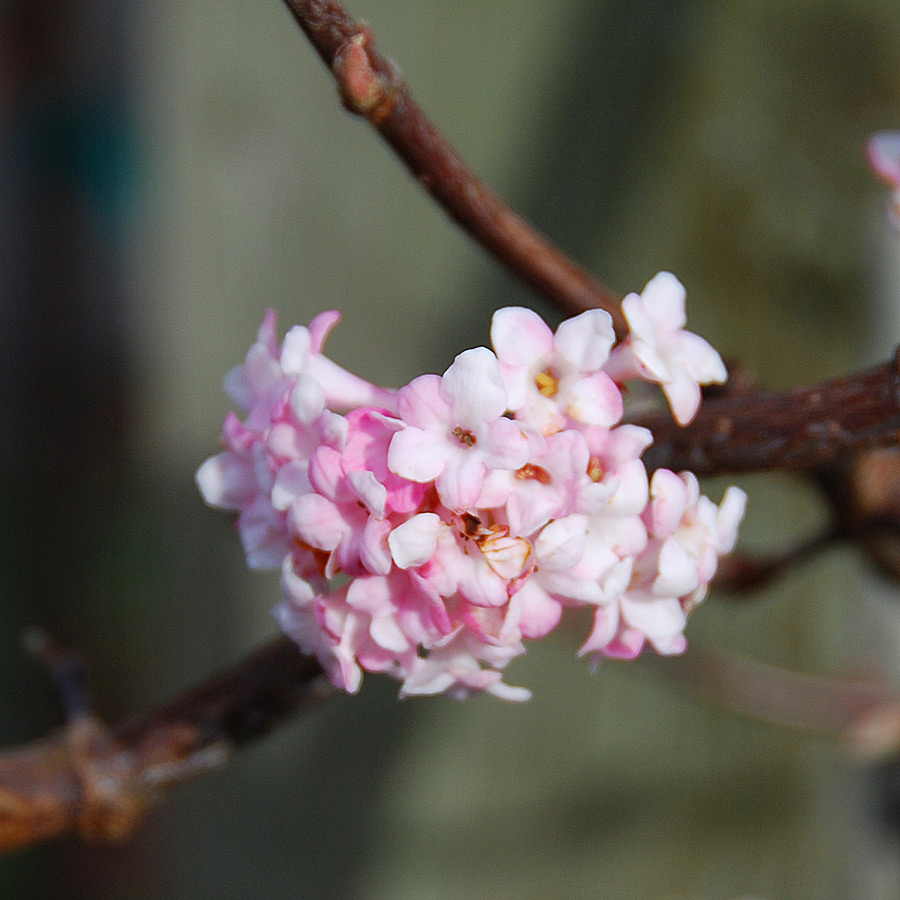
[{"xmin": 2, "ymin": 0, "xmax": 900, "ymax": 897}]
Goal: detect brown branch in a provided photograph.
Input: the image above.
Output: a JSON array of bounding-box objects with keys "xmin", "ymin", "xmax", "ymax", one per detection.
[
  {"xmin": 0, "ymin": 637, "xmax": 331, "ymax": 851},
  {"xmin": 279, "ymin": 0, "xmax": 625, "ymax": 332},
  {"xmin": 639, "ymin": 353, "xmax": 900, "ymax": 476}
]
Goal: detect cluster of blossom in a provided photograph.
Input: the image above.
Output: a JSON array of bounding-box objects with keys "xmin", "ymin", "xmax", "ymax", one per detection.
[
  {"xmin": 868, "ymin": 131, "xmax": 900, "ymax": 228},
  {"xmin": 196, "ymin": 272, "xmax": 747, "ymax": 701}
]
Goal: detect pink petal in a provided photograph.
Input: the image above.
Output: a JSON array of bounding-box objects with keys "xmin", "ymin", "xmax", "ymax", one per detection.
[
  {"xmin": 505, "ymin": 580, "xmax": 562, "ymax": 640},
  {"xmin": 490, "ymin": 307, "xmax": 555, "ymax": 366},
  {"xmin": 481, "ymin": 417, "xmax": 530, "ymax": 470},
  {"xmin": 387, "ymin": 426, "xmax": 447, "ymax": 483},
  {"xmin": 436, "ymin": 451, "xmax": 486, "ymax": 511},
  {"xmin": 565, "ymin": 372, "xmax": 623, "ymax": 426},
  {"xmin": 196, "ymin": 453, "xmax": 257, "ymax": 510},
  {"xmin": 307, "ymin": 310, "xmax": 342, "ymax": 353},
  {"xmin": 270, "ymin": 460, "xmax": 312, "ymax": 511},
  {"xmin": 288, "ymin": 494, "xmax": 346, "ymax": 551},
  {"xmin": 578, "ymin": 604, "xmax": 619, "ymax": 656},
  {"xmin": 396, "ymin": 374, "xmax": 448, "ymax": 430},
  {"xmin": 360, "ymin": 517, "xmax": 393, "ymax": 575},
  {"xmin": 348, "ymin": 469, "xmax": 387, "ymax": 518}
]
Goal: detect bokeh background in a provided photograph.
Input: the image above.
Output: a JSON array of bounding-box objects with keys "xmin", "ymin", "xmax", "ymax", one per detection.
[{"xmin": 2, "ymin": 0, "xmax": 900, "ymax": 897}]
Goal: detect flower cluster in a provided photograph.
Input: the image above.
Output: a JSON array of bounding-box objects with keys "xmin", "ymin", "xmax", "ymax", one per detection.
[{"xmin": 197, "ymin": 272, "xmax": 746, "ymax": 700}]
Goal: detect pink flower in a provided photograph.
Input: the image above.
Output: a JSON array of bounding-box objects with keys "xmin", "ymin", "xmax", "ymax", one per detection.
[
  {"xmin": 399, "ymin": 628, "xmax": 531, "ymax": 702},
  {"xmin": 607, "ymin": 272, "xmax": 727, "ymax": 425},
  {"xmin": 341, "ymin": 407, "xmax": 427, "ymax": 515},
  {"xmin": 388, "ymin": 512, "xmax": 525, "ymax": 609},
  {"xmin": 867, "ymin": 131, "xmax": 900, "ymax": 228},
  {"xmin": 491, "ymin": 306, "xmax": 621, "ymax": 434},
  {"xmin": 477, "ymin": 428, "xmax": 590, "ymax": 536},
  {"xmin": 388, "ymin": 348, "xmax": 529, "ymax": 511}
]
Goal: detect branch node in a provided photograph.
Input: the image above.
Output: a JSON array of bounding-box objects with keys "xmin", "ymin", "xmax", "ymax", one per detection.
[{"xmin": 333, "ymin": 30, "xmax": 400, "ymax": 124}]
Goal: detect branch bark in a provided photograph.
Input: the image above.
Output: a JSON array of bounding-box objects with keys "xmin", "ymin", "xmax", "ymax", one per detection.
[
  {"xmin": 0, "ymin": 638, "xmax": 331, "ymax": 851},
  {"xmin": 639, "ymin": 354, "xmax": 900, "ymax": 475},
  {"xmin": 279, "ymin": 0, "xmax": 626, "ymax": 332}
]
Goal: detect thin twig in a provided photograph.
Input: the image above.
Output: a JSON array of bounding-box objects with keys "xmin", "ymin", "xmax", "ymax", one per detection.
[
  {"xmin": 713, "ymin": 528, "xmax": 842, "ymax": 593},
  {"xmin": 649, "ymin": 646, "xmax": 900, "ymax": 759},
  {"xmin": 279, "ymin": 0, "xmax": 626, "ymax": 331}
]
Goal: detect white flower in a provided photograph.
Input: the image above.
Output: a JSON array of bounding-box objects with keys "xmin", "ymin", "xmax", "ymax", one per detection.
[{"xmin": 608, "ymin": 272, "xmax": 727, "ymax": 424}]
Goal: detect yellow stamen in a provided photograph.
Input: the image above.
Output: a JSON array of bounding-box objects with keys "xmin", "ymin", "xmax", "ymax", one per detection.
[
  {"xmin": 587, "ymin": 456, "xmax": 605, "ymax": 483},
  {"xmin": 534, "ymin": 368, "xmax": 560, "ymax": 398}
]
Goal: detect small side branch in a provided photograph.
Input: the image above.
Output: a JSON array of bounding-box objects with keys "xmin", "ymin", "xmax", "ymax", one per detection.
[
  {"xmin": 279, "ymin": 0, "xmax": 625, "ymax": 331},
  {"xmin": 650, "ymin": 646, "xmax": 900, "ymax": 757}
]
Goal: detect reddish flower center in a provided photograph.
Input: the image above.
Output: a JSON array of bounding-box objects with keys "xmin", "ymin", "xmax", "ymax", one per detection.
[{"xmin": 516, "ymin": 463, "xmax": 552, "ymax": 484}]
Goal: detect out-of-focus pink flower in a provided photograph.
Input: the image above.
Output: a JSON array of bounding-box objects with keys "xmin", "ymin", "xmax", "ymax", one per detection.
[{"xmin": 867, "ymin": 131, "xmax": 900, "ymax": 228}]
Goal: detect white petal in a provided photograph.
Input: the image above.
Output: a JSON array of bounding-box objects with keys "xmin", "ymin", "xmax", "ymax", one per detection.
[
  {"xmin": 442, "ymin": 347, "xmax": 507, "ymax": 424},
  {"xmin": 655, "ymin": 537, "xmax": 699, "ymax": 597},
  {"xmin": 535, "ymin": 515, "xmax": 588, "ymax": 571},
  {"xmin": 348, "ymin": 469, "xmax": 387, "ymax": 518},
  {"xmin": 566, "ymin": 372, "xmax": 623, "ymax": 426},
  {"xmin": 388, "ymin": 513, "xmax": 444, "ymax": 569},
  {"xmin": 554, "ymin": 309, "xmax": 615, "ymax": 371},
  {"xmin": 641, "ymin": 271, "xmax": 687, "ymax": 331},
  {"xmin": 620, "ymin": 593, "xmax": 686, "ymax": 641},
  {"xmin": 279, "ymin": 326, "xmax": 312, "ymax": 374},
  {"xmin": 289, "ymin": 373, "xmax": 326, "ymax": 424},
  {"xmin": 387, "ymin": 426, "xmax": 447, "ymax": 482}
]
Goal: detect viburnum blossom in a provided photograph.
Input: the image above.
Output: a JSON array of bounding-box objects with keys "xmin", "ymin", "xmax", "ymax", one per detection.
[
  {"xmin": 606, "ymin": 272, "xmax": 727, "ymax": 425},
  {"xmin": 197, "ymin": 273, "xmax": 747, "ymax": 700}
]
